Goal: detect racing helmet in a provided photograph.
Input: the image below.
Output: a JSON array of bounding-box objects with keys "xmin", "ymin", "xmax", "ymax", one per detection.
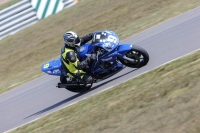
[{"xmin": 63, "ymin": 31, "xmax": 81, "ymax": 47}]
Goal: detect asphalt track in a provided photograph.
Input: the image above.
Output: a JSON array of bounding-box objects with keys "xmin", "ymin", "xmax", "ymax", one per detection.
[{"xmin": 1, "ymin": 6, "xmax": 200, "ymax": 133}]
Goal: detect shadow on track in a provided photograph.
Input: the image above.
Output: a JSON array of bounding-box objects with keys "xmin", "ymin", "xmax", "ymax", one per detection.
[{"xmin": 25, "ymin": 69, "xmax": 137, "ymax": 119}]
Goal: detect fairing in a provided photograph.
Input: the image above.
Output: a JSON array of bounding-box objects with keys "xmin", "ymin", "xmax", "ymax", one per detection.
[
  {"xmin": 116, "ymin": 44, "xmax": 133, "ymax": 58},
  {"xmin": 41, "ymin": 58, "xmax": 65, "ymax": 76}
]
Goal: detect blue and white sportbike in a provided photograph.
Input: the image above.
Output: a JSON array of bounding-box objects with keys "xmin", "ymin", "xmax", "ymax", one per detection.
[{"xmin": 41, "ymin": 30, "xmax": 149, "ymax": 92}]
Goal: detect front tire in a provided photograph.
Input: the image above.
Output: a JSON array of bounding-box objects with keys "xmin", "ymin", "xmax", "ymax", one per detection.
[{"xmin": 118, "ymin": 45, "xmax": 149, "ymax": 68}]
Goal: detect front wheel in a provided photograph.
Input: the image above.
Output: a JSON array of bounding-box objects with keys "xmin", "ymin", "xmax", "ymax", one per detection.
[{"xmin": 118, "ymin": 45, "xmax": 149, "ymax": 68}]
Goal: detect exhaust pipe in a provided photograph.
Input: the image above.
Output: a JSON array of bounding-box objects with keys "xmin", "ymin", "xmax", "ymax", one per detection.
[{"xmin": 57, "ymin": 83, "xmax": 92, "ymax": 88}]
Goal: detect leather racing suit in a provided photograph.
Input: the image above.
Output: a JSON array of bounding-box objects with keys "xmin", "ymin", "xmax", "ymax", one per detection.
[{"xmin": 61, "ymin": 33, "xmax": 94, "ymax": 83}]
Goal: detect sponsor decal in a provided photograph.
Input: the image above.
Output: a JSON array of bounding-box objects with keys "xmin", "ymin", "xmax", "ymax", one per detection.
[
  {"xmin": 80, "ymin": 46, "xmax": 85, "ymax": 52},
  {"xmin": 103, "ymin": 42, "xmax": 112, "ymax": 49},
  {"xmin": 43, "ymin": 63, "xmax": 50, "ymax": 68},
  {"xmin": 101, "ymin": 32, "xmax": 107, "ymax": 36},
  {"xmin": 107, "ymin": 35, "xmax": 118, "ymax": 43},
  {"xmin": 53, "ymin": 69, "xmax": 61, "ymax": 74},
  {"xmin": 95, "ymin": 34, "xmax": 101, "ymax": 39},
  {"xmin": 47, "ymin": 71, "xmax": 51, "ymax": 73},
  {"xmin": 53, "ymin": 65, "xmax": 59, "ymax": 68},
  {"xmin": 105, "ymin": 30, "xmax": 113, "ymax": 34}
]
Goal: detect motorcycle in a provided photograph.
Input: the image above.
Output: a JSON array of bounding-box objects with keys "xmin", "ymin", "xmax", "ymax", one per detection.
[{"xmin": 41, "ymin": 30, "xmax": 149, "ymax": 92}]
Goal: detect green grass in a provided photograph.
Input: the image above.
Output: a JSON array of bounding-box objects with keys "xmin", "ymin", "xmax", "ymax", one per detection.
[
  {"xmin": 11, "ymin": 49, "xmax": 200, "ymax": 133},
  {"xmin": 1, "ymin": 0, "xmax": 200, "ymax": 95},
  {"xmin": 1, "ymin": 0, "xmax": 200, "ymax": 132},
  {"xmin": 0, "ymin": 0, "xmax": 21, "ymax": 10}
]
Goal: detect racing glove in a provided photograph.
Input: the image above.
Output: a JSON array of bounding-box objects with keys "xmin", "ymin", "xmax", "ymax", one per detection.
[
  {"xmin": 77, "ymin": 54, "xmax": 96, "ymax": 69},
  {"xmin": 89, "ymin": 53, "xmax": 97, "ymax": 60}
]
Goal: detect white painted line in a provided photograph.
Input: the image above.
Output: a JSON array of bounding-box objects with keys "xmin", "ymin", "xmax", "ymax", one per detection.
[{"xmin": 5, "ymin": 48, "xmax": 200, "ymax": 133}]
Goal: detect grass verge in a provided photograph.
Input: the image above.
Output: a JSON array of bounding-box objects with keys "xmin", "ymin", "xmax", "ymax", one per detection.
[
  {"xmin": 0, "ymin": 0, "xmax": 21, "ymax": 10},
  {"xmin": 0, "ymin": 0, "xmax": 200, "ymax": 93},
  {"xmin": 10, "ymin": 50, "xmax": 200, "ymax": 133}
]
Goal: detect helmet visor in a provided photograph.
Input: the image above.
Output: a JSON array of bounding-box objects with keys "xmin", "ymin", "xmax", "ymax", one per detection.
[
  {"xmin": 74, "ymin": 36, "xmax": 80, "ymax": 44},
  {"xmin": 64, "ymin": 33, "xmax": 80, "ymax": 47},
  {"xmin": 74, "ymin": 37, "xmax": 80, "ymax": 47}
]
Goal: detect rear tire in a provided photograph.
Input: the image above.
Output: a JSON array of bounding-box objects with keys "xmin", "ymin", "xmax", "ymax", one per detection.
[
  {"xmin": 60, "ymin": 75, "xmax": 67, "ymax": 83},
  {"xmin": 60, "ymin": 76, "xmax": 92, "ymax": 93},
  {"xmin": 118, "ymin": 45, "xmax": 149, "ymax": 68},
  {"xmin": 65, "ymin": 84, "xmax": 92, "ymax": 93}
]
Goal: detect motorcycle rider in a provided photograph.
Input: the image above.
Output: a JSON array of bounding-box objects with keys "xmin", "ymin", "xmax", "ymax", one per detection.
[{"xmin": 61, "ymin": 31, "xmax": 96, "ymax": 84}]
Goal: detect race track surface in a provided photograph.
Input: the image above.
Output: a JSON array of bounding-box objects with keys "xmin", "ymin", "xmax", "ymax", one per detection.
[{"xmin": 1, "ymin": 6, "xmax": 200, "ymax": 133}]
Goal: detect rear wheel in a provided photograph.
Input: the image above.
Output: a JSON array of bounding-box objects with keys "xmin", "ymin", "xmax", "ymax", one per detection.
[
  {"xmin": 66, "ymin": 84, "xmax": 92, "ymax": 93},
  {"xmin": 60, "ymin": 75, "xmax": 67, "ymax": 83},
  {"xmin": 118, "ymin": 45, "xmax": 149, "ymax": 68},
  {"xmin": 60, "ymin": 76, "xmax": 92, "ymax": 93}
]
